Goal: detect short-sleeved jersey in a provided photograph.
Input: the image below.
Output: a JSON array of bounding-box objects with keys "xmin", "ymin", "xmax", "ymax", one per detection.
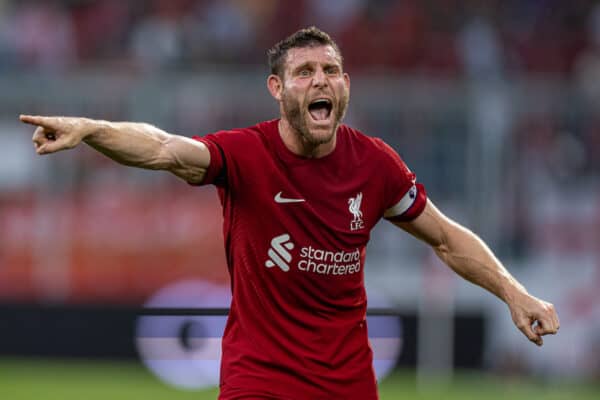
[{"xmin": 194, "ymin": 119, "xmax": 426, "ymax": 400}]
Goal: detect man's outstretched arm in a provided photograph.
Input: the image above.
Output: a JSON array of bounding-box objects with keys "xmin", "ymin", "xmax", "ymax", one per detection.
[
  {"xmin": 392, "ymin": 199, "xmax": 560, "ymax": 346},
  {"xmin": 19, "ymin": 115, "xmax": 209, "ymax": 184}
]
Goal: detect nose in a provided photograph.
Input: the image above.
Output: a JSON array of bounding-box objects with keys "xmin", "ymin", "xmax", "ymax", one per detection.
[{"xmin": 312, "ymin": 68, "xmax": 328, "ymax": 88}]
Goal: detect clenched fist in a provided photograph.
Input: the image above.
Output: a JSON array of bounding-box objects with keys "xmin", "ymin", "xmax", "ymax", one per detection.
[
  {"xmin": 507, "ymin": 291, "xmax": 560, "ymax": 346},
  {"xmin": 20, "ymin": 115, "xmax": 95, "ymax": 155}
]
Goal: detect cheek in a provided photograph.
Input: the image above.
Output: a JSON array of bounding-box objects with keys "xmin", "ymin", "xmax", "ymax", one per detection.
[
  {"xmin": 284, "ymin": 82, "xmax": 304, "ymax": 95},
  {"xmin": 286, "ymin": 76, "xmax": 312, "ymax": 91},
  {"xmin": 283, "ymin": 86, "xmax": 306, "ymax": 105},
  {"xmin": 334, "ymin": 80, "xmax": 348, "ymax": 93}
]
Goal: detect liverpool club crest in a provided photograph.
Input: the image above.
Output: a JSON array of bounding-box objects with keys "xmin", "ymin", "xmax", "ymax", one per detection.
[{"xmin": 348, "ymin": 192, "xmax": 365, "ymax": 231}]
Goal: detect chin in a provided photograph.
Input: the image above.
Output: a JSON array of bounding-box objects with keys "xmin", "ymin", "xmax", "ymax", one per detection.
[
  {"xmin": 308, "ymin": 128, "xmax": 336, "ymax": 144},
  {"xmin": 305, "ymin": 121, "xmax": 337, "ymax": 145}
]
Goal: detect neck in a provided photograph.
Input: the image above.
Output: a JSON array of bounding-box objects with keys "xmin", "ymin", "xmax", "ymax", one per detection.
[{"xmin": 278, "ymin": 118, "xmax": 337, "ymax": 159}]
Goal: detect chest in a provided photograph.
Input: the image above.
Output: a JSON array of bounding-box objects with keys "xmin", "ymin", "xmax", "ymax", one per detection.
[{"xmin": 230, "ymin": 151, "xmax": 385, "ymax": 249}]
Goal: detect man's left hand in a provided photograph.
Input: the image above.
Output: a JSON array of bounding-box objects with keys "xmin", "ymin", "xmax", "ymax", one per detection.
[{"xmin": 508, "ymin": 292, "xmax": 560, "ymax": 346}]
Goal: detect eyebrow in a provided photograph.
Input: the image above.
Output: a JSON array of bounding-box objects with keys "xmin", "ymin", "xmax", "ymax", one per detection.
[
  {"xmin": 293, "ymin": 62, "xmax": 313, "ymax": 72},
  {"xmin": 292, "ymin": 61, "xmax": 340, "ymax": 73},
  {"xmin": 323, "ymin": 63, "xmax": 340, "ymax": 70}
]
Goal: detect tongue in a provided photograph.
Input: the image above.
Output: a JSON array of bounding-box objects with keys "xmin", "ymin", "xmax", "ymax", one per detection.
[{"xmin": 309, "ymin": 106, "xmax": 329, "ymax": 121}]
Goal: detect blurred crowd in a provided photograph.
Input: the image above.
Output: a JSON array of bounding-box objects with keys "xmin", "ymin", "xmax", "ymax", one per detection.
[{"xmin": 0, "ymin": 0, "xmax": 600, "ymax": 78}]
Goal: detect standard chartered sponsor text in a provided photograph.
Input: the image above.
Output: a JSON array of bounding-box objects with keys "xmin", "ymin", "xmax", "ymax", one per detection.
[{"xmin": 297, "ymin": 246, "xmax": 361, "ymax": 275}]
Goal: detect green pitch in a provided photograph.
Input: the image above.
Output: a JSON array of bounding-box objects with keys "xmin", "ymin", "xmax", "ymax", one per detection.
[{"xmin": 0, "ymin": 358, "xmax": 598, "ymax": 400}]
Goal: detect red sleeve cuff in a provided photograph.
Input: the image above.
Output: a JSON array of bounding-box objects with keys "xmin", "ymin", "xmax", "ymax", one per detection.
[{"xmin": 191, "ymin": 136, "xmax": 225, "ymax": 186}]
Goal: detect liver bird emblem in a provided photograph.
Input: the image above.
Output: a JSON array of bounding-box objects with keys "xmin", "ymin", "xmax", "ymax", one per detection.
[{"xmin": 348, "ymin": 192, "xmax": 363, "ymax": 222}]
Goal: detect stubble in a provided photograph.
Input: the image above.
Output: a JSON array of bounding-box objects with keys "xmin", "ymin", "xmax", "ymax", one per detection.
[{"xmin": 280, "ymin": 87, "xmax": 350, "ymax": 146}]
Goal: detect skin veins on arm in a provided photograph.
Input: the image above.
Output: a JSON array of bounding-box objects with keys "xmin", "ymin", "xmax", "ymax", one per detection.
[
  {"xmin": 85, "ymin": 120, "xmax": 211, "ymax": 184},
  {"xmin": 393, "ymin": 199, "xmax": 559, "ymax": 346},
  {"xmin": 19, "ymin": 115, "xmax": 210, "ymax": 184},
  {"xmin": 394, "ymin": 200, "xmax": 523, "ymax": 302}
]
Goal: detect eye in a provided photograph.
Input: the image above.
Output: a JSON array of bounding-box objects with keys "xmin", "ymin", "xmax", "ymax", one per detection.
[
  {"xmin": 325, "ymin": 67, "xmax": 339, "ymax": 75},
  {"xmin": 299, "ymin": 69, "xmax": 311, "ymax": 77}
]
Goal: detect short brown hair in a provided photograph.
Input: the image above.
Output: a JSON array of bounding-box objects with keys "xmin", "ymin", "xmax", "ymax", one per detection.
[{"xmin": 267, "ymin": 26, "xmax": 343, "ymax": 77}]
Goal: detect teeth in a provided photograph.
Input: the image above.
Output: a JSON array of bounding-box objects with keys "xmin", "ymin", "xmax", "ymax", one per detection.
[{"xmin": 310, "ymin": 99, "xmax": 331, "ymax": 106}]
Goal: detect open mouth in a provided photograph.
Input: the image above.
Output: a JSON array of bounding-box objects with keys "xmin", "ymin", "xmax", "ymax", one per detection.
[{"xmin": 308, "ymin": 99, "xmax": 332, "ymax": 122}]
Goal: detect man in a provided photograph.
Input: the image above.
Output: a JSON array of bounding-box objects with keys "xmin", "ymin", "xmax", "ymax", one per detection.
[{"xmin": 20, "ymin": 27, "xmax": 559, "ymax": 400}]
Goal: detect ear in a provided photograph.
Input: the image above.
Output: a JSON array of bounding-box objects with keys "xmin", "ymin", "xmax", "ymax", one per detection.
[
  {"xmin": 267, "ymin": 74, "xmax": 283, "ymax": 101},
  {"xmin": 343, "ymin": 72, "xmax": 350, "ymax": 91}
]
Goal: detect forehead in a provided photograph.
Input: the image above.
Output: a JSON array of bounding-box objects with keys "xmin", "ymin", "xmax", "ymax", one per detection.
[{"xmin": 283, "ymin": 45, "xmax": 342, "ymax": 70}]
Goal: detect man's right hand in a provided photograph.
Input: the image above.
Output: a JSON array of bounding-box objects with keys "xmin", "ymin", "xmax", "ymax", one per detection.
[
  {"xmin": 19, "ymin": 114, "xmax": 210, "ymax": 184},
  {"xmin": 20, "ymin": 115, "xmax": 94, "ymax": 155}
]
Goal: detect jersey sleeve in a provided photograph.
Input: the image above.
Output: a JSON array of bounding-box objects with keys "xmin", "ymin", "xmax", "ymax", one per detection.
[
  {"xmin": 376, "ymin": 139, "xmax": 427, "ymax": 222},
  {"xmin": 191, "ymin": 131, "xmax": 230, "ymax": 187}
]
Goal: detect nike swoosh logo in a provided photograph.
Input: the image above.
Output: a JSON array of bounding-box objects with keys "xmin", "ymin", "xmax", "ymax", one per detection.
[{"xmin": 274, "ymin": 192, "xmax": 305, "ymax": 204}]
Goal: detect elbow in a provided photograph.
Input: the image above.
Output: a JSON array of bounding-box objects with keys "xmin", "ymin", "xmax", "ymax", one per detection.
[
  {"xmin": 433, "ymin": 241, "xmax": 452, "ymax": 264},
  {"xmin": 430, "ymin": 223, "xmax": 457, "ymax": 265},
  {"xmin": 160, "ymin": 136, "xmax": 208, "ymax": 184}
]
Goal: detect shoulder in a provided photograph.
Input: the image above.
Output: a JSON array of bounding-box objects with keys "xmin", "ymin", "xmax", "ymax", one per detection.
[
  {"xmin": 205, "ymin": 119, "xmax": 276, "ymax": 142},
  {"xmin": 339, "ymin": 124, "xmax": 404, "ymax": 164},
  {"xmin": 199, "ymin": 119, "xmax": 277, "ymax": 150}
]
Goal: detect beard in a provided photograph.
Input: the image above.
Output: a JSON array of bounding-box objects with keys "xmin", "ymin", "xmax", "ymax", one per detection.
[{"xmin": 281, "ymin": 87, "xmax": 349, "ymax": 146}]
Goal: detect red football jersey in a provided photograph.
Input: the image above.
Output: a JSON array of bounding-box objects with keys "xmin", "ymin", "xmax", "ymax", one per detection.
[{"xmin": 194, "ymin": 119, "xmax": 426, "ymax": 400}]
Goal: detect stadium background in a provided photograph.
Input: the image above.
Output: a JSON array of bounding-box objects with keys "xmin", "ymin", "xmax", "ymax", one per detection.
[{"xmin": 0, "ymin": 0, "xmax": 599, "ymax": 398}]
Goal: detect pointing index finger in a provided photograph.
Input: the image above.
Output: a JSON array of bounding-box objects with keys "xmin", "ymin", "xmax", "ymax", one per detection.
[{"xmin": 20, "ymin": 115, "xmax": 57, "ymax": 129}]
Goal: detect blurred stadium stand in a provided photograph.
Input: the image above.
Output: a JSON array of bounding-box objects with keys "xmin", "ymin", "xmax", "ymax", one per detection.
[{"xmin": 0, "ymin": 0, "xmax": 599, "ymax": 385}]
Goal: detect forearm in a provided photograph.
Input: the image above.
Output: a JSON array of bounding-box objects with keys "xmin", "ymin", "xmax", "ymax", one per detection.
[
  {"xmin": 83, "ymin": 120, "xmax": 173, "ymax": 169},
  {"xmin": 436, "ymin": 224, "xmax": 559, "ymax": 345},
  {"xmin": 20, "ymin": 114, "xmax": 209, "ymax": 183},
  {"xmin": 434, "ymin": 222, "xmax": 527, "ymax": 304},
  {"xmin": 397, "ymin": 200, "xmax": 559, "ymax": 345}
]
